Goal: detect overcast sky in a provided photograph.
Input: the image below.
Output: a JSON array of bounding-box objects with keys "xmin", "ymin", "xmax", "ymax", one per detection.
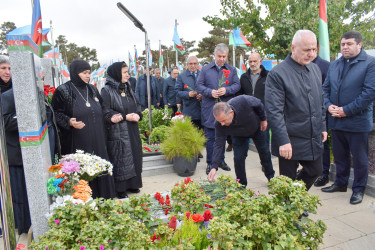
[{"xmin": 1, "ymin": 0, "xmax": 223, "ymax": 65}]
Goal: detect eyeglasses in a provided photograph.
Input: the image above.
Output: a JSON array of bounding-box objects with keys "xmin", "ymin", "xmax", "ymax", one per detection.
[{"xmin": 188, "ymin": 62, "xmax": 198, "ymax": 65}]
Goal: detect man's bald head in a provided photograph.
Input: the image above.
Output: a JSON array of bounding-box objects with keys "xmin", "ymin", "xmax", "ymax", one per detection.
[
  {"xmin": 291, "ymin": 30, "xmax": 317, "ymax": 66},
  {"xmin": 248, "ymin": 52, "xmax": 262, "ymax": 73}
]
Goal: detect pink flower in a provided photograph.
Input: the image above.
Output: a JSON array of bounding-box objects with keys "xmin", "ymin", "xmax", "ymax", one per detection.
[
  {"xmin": 54, "ymin": 220, "xmax": 60, "ymax": 225},
  {"xmin": 100, "ymin": 245, "xmax": 105, "ymax": 250},
  {"xmin": 60, "ymin": 160, "xmax": 80, "ymax": 174},
  {"xmin": 80, "ymin": 247, "xmax": 85, "ymax": 250}
]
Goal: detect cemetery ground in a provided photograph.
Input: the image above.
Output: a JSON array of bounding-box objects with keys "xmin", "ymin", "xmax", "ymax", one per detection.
[{"xmin": 4, "ymin": 149, "xmax": 375, "ymax": 249}]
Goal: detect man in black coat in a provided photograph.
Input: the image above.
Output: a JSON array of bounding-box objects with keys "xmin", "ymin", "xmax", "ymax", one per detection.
[
  {"xmin": 265, "ymin": 30, "xmax": 327, "ymax": 190},
  {"xmin": 207, "ymin": 95, "xmax": 275, "ymax": 186},
  {"xmin": 238, "ymin": 52, "xmax": 270, "ymax": 148}
]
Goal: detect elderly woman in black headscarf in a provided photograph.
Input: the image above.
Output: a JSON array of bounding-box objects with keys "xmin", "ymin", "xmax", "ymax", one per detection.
[
  {"xmin": 0, "ymin": 55, "xmax": 32, "ymax": 234},
  {"xmin": 101, "ymin": 62, "xmax": 143, "ymax": 199},
  {"xmin": 51, "ymin": 59, "xmax": 115, "ymax": 199}
]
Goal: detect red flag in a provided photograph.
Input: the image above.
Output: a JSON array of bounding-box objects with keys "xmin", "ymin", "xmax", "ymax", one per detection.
[{"xmin": 31, "ymin": 0, "xmax": 42, "ymax": 46}]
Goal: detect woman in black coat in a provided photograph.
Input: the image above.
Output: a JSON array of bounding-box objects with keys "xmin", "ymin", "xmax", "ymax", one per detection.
[
  {"xmin": 51, "ymin": 59, "xmax": 115, "ymax": 199},
  {"xmin": 101, "ymin": 62, "xmax": 143, "ymax": 198},
  {"xmin": 0, "ymin": 55, "xmax": 31, "ymax": 234}
]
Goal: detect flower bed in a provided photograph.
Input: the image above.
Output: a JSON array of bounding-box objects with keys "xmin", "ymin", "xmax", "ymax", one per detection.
[
  {"xmin": 142, "ymin": 143, "xmax": 162, "ymax": 154},
  {"xmin": 32, "ymin": 176, "xmax": 326, "ymax": 249}
]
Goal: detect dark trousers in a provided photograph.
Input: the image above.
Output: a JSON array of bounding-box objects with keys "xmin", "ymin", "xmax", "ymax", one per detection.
[
  {"xmin": 170, "ymin": 105, "xmax": 178, "ymax": 117},
  {"xmin": 192, "ymin": 119, "xmax": 203, "ymax": 131},
  {"xmin": 204, "ymin": 127, "xmax": 225, "ymax": 165},
  {"xmin": 321, "ymin": 120, "xmax": 331, "ymax": 177},
  {"xmin": 227, "ymin": 135, "xmax": 232, "ymax": 145},
  {"xmin": 232, "ymin": 128, "xmax": 275, "ymax": 186},
  {"xmin": 331, "ymin": 130, "xmax": 369, "ymax": 192},
  {"xmin": 279, "ymin": 156, "xmax": 322, "ymax": 190}
]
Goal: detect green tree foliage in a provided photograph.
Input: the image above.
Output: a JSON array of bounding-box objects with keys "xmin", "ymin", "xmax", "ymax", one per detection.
[
  {"xmin": 194, "ymin": 27, "xmax": 247, "ymax": 65},
  {"xmin": 0, "ymin": 22, "xmax": 16, "ymax": 54},
  {"xmin": 55, "ymin": 35, "xmax": 98, "ymax": 67},
  {"xmin": 204, "ymin": 0, "xmax": 375, "ymax": 60}
]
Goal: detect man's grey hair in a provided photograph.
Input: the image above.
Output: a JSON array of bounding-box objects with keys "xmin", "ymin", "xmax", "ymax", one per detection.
[
  {"xmin": 0, "ymin": 55, "xmax": 10, "ymax": 65},
  {"xmin": 292, "ymin": 30, "xmax": 316, "ymax": 45},
  {"xmin": 214, "ymin": 43, "xmax": 229, "ymax": 55},
  {"xmin": 154, "ymin": 68, "xmax": 161, "ymax": 73},
  {"xmin": 213, "ymin": 102, "xmax": 232, "ymax": 117},
  {"xmin": 186, "ymin": 55, "xmax": 198, "ymax": 64}
]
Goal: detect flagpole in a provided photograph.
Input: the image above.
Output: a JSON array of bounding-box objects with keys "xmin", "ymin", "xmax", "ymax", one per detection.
[
  {"xmin": 117, "ymin": 2, "xmax": 152, "ymax": 135},
  {"xmin": 50, "ymin": 20, "xmax": 56, "ymax": 67},
  {"xmin": 175, "ymin": 19, "xmax": 178, "ymax": 67},
  {"xmin": 159, "ymin": 40, "xmax": 161, "ymax": 70}
]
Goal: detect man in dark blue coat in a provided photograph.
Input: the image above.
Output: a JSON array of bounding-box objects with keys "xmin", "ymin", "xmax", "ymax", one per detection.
[
  {"xmin": 321, "ymin": 31, "xmax": 375, "ymax": 204},
  {"xmin": 176, "ymin": 56, "xmax": 202, "ymax": 129},
  {"xmin": 207, "ymin": 95, "xmax": 274, "ymax": 186},
  {"xmin": 196, "ymin": 43, "xmax": 241, "ymax": 174},
  {"xmin": 163, "ymin": 67, "xmax": 179, "ymax": 115},
  {"xmin": 135, "ymin": 68, "xmax": 160, "ymax": 110}
]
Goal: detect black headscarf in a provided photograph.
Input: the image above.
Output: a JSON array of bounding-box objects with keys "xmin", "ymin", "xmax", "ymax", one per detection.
[
  {"xmin": 69, "ymin": 59, "xmax": 91, "ymax": 87},
  {"xmin": 0, "ymin": 76, "xmax": 12, "ymax": 93},
  {"xmin": 107, "ymin": 62, "xmax": 125, "ymax": 83}
]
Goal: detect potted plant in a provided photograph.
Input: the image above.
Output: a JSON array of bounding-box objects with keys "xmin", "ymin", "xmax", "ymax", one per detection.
[{"xmin": 161, "ymin": 116, "xmax": 206, "ymax": 176}]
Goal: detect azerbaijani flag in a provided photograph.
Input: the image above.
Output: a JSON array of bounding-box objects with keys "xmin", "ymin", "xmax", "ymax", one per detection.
[
  {"xmin": 62, "ymin": 63, "xmax": 70, "ymax": 78},
  {"xmin": 319, "ymin": 0, "xmax": 330, "ymax": 61},
  {"xmin": 135, "ymin": 47, "xmax": 139, "ymax": 77},
  {"xmin": 239, "ymin": 59, "xmax": 247, "ymax": 75},
  {"xmin": 31, "ymin": 0, "xmax": 42, "ymax": 46},
  {"xmin": 172, "ymin": 24, "xmax": 184, "ymax": 55},
  {"xmin": 159, "ymin": 45, "xmax": 164, "ymax": 70},
  {"xmin": 43, "ymin": 47, "xmax": 59, "ymax": 59},
  {"xmin": 129, "ymin": 51, "xmax": 136, "ymax": 76},
  {"xmin": 229, "ymin": 27, "xmax": 251, "ymax": 49},
  {"xmin": 148, "ymin": 45, "xmax": 153, "ymax": 67}
]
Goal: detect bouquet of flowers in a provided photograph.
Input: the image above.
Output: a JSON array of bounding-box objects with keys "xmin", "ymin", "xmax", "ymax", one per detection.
[
  {"xmin": 216, "ymin": 69, "xmax": 231, "ymax": 102},
  {"xmin": 47, "ymin": 150, "xmax": 113, "ymax": 203},
  {"xmin": 60, "ymin": 150, "xmax": 113, "ymax": 181}
]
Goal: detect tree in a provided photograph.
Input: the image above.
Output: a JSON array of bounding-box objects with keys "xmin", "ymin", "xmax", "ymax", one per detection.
[
  {"xmin": 195, "ymin": 27, "xmax": 247, "ymax": 65},
  {"xmin": 0, "ymin": 22, "xmax": 16, "ymax": 54},
  {"xmin": 55, "ymin": 35, "xmax": 98, "ymax": 67},
  {"xmin": 204, "ymin": 0, "xmax": 375, "ymax": 60}
]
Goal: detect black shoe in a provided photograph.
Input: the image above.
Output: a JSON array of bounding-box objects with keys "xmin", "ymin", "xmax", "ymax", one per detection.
[
  {"xmin": 350, "ymin": 192, "xmax": 364, "ymax": 205},
  {"xmin": 226, "ymin": 144, "xmax": 233, "ymax": 152},
  {"xmin": 321, "ymin": 184, "xmax": 347, "ymax": 193},
  {"xmin": 206, "ymin": 164, "xmax": 212, "ymax": 175},
  {"xmin": 219, "ymin": 162, "xmax": 231, "ymax": 171},
  {"xmin": 128, "ymin": 188, "xmax": 140, "ymax": 193},
  {"xmin": 117, "ymin": 192, "xmax": 128, "ymax": 199},
  {"xmin": 198, "ymin": 153, "xmax": 203, "ymax": 158},
  {"xmin": 314, "ymin": 175, "xmax": 329, "ymax": 187}
]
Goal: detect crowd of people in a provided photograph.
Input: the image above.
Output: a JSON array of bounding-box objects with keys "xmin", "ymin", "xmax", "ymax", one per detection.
[{"xmin": 0, "ymin": 29, "xmax": 374, "ymax": 235}]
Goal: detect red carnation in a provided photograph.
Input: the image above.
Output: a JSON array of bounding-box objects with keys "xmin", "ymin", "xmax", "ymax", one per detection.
[
  {"xmin": 150, "ymin": 233, "xmax": 160, "ymax": 243},
  {"xmin": 204, "ymin": 204, "xmax": 214, "ymax": 208},
  {"xmin": 185, "ymin": 211, "xmax": 191, "ymax": 220},
  {"xmin": 184, "ymin": 84, "xmax": 188, "ymax": 88},
  {"xmin": 154, "ymin": 192, "xmax": 162, "ymax": 200},
  {"xmin": 225, "ymin": 80, "xmax": 229, "ymax": 84},
  {"xmin": 203, "ymin": 210, "xmax": 213, "ymax": 221},
  {"xmin": 192, "ymin": 213, "xmax": 204, "ymax": 222},
  {"xmin": 169, "ymin": 216, "xmax": 177, "ymax": 229}
]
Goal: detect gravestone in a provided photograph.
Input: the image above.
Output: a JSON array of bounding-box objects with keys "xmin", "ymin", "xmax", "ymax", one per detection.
[{"xmin": 9, "ymin": 50, "xmax": 51, "ymax": 239}]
